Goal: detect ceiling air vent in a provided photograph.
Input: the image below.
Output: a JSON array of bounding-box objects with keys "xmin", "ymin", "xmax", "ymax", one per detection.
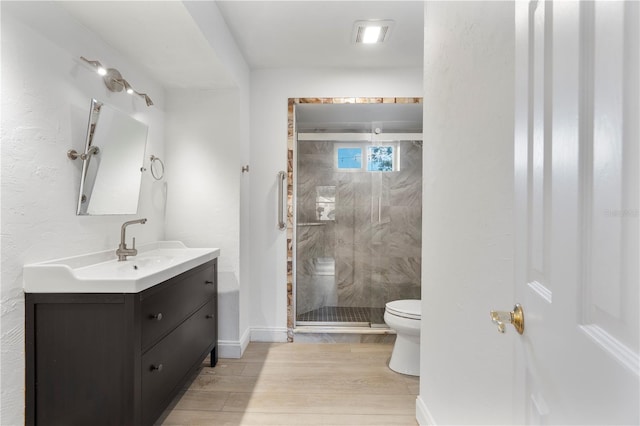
[{"xmin": 352, "ymin": 20, "xmax": 394, "ymax": 44}]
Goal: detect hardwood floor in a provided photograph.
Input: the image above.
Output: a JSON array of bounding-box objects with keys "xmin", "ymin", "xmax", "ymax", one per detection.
[{"xmin": 159, "ymin": 342, "xmax": 419, "ymax": 425}]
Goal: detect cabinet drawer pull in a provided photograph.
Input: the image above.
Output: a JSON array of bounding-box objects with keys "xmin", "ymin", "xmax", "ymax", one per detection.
[
  {"xmin": 206, "ymin": 314, "xmax": 214, "ymax": 319},
  {"xmin": 150, "ymin": 363, "xmax": 163, "ymax": 372},
  {"xmin": 205, "ymin": 280, "xmax": 214, "ymax": 285},
  {"xmin": 150, "ymin": 313, "xmax": 163, "ymax": 321}
]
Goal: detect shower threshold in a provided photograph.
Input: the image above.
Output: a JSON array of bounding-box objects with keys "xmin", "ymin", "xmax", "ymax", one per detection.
[{"xmin": 296, "ymin": 306, "xmax": 386, "ymax": 328}]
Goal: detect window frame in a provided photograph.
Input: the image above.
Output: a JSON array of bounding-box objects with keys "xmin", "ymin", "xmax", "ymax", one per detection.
[{"xmin": 334, "ymin": 142, "xmax": 400, "ymax": 172}]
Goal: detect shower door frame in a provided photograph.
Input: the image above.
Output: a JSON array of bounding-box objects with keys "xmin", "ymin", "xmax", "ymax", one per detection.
[{"xmin": 286, "ymin": 97, "xmax": 422, "ymax": 342}]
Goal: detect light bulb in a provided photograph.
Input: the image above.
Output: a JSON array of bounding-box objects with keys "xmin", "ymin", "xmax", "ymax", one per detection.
[
  {"xmin": 362, "ymin": 26, "xmax": 382, "ymax": 44},
  {"xmin": 97, "ymin": 67, "xmax": 107, "ymax": 76}
]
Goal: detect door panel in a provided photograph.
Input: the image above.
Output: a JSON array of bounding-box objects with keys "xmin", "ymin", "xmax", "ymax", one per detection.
[
  {"xmin": 584, "ymin": 0, "xmax": 639, "ymax": 359},
  {"xmin": 515, "ymin": 1, "xmax": 639, "ymax": 423}
]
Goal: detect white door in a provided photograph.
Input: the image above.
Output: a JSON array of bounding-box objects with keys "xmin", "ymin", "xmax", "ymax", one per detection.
[{"xmin": 513, "ymin": 1, "xmax": 639, "ymax": 423}]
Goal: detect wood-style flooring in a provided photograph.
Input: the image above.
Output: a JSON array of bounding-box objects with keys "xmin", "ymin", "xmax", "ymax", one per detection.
[{"xmin": 159, "ymin": 342, "xmax": 419, "ymax": 425}]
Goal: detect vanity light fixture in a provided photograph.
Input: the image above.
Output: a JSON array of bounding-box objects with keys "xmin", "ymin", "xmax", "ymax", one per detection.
[
  {"xmin": 121, "ymin": 79, "xmax": 135, "ymax": 94},
  {"xmin": 79, "ymin": 56, "xmax": 154, "ymax": 107},
  {"xmin": 133, "ymin": 90, "xmax": 154, "ymax": 107},
  {"xmin": 352, "ymin": 20, "xmax": 394, "ymax": 44},
  {"xmin": 80, "ymin": 56, "xmax": 107, "ymax": 75}
]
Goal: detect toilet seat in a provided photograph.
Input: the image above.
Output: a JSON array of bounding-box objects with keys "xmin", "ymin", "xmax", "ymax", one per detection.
[{"xmin": 385, "ymin": 299, "xmax": 421, "ymax": 320}]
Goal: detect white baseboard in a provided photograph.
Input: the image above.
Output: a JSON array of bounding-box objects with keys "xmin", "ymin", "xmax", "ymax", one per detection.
[
  {"xmin": 416, "ymin": 395, "xmax": 436, "ymax": 426},
  {"xmin": 217, "ymin": 327, "xmax": 251, "ymax": 359},
  {"xmin": 250, "ymin": 327, "xmax": 289, "ymax": 342}
]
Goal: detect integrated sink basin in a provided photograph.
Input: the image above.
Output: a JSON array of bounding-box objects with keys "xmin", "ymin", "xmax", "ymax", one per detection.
[{"xmin": 23, "ymin": 241, "xmax": 220, "ymax": 293}]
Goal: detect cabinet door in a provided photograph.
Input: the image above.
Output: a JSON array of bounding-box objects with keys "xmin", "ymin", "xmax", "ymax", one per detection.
[
  {"xmin": 27, "ymin": 295, "xmax": 133, "ymax": 426},
  {"xmin": 141, "ymin": 297, "xmax": 217, "ymax": 425}
]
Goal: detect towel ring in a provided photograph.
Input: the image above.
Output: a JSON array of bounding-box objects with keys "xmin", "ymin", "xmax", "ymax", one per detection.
[{"xmin": 150, "ymin": 155, "xmax": 165, "ymax": 180}]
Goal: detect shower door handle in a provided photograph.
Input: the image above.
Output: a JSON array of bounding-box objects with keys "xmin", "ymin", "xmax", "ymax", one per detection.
[{"xmin": 277, "ymin": 171, "xmax": 286, "ymax": 230}]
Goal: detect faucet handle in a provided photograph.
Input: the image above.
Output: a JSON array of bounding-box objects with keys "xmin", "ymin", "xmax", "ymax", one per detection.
[{"xmin": 132, "ymin": 237, "xmax": 136, "ymax": 250}]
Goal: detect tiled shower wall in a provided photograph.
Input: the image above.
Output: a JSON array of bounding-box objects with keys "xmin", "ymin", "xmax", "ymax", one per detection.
[
  {"xmin": 287, "ymin": 98, "xmax": 422, "ymax": 341},
  {"xmin": 295, "ymin": 139, "xmax": 422, "ymax": 318}
]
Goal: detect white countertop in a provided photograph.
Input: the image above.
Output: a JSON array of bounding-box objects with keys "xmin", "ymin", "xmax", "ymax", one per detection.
[{"xmin": 23, "ymin": 241, "xmax": 220, "ymax": 293}]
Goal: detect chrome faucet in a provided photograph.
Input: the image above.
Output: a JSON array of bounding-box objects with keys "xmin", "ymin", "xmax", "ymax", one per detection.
[{"xmin": 116, "ymin": 218, "xmax": 147, "ymax": 261}]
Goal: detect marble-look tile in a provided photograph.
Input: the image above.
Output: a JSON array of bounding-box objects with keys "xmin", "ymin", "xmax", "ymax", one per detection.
[
  {"xmin": 387, "ymin": 282, "xmax": 421, "ymax": 302},
  {"xmin": 298, "ymin": 140, "xmax": 334, "ymax": 155},
  {"xmin": 296, "ymin": 136, "xmax": 422, "ymax": 312},
  {"xmin": 389, "ymin": 170, "xmax": 422, "ymax": 207},
  {"xmin": 383, "ymin": 230, "xmax": 422, "ymax": 259},
  {"xmin": 295, "ymin": 273, "xmax": 337, "ymax": 315},
  {"xmin": 389, "ymin": 206, "xmax": 422, "ymax": 238},
  {"xmin": 295, "ymin": 226, "xmax": 329, "ymax": 259},
  {"xmin": 399, "ymin": 140, "xmax": 423, "ymax": 171}
]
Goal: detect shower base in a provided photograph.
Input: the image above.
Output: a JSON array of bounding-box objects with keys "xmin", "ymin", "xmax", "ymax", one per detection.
[{"xmin": 296, "ymin": 306, "xmax": 386, "ymax": 327}]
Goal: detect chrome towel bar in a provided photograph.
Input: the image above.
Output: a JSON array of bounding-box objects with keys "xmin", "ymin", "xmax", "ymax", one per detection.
[{"xmin": 277, "ymin": 171, "xmax": 286, "ymax": 230}]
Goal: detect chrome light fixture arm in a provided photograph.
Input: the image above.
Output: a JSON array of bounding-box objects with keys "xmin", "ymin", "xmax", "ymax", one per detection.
[{"xmin": 80, "ymin": 56, "xmax": 154, "ymax": 107}]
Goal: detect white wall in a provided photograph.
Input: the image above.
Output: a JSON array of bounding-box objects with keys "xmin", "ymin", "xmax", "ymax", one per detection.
[
  {"xmin": 164, "ymin": 89, "xmax": 240, "ymax": 273},
  {"xmin": 1, "ymin": 3, "xmax": 166, "ymax": 423},
  {"xmin": 164, "ymin": 88, "xmax": 244, "ymax": 355},
  {"xmin": 178, "ymin": 1, "xmax": 252, "ymax": 354},
  {"xmin": 249, "ymin": 68, "xmax": 422, "ymax": 340},
  {"xmin": 417, "ymin": 2, "xmax": 515, "ymax": 424}
]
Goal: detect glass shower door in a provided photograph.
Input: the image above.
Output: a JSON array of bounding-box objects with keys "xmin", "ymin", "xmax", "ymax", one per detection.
[
  {"xmin": 295, "ymin": 135, "xmax": 376, "ymax": 326},
  {"xmin": 294, "ymin": 132, "xmax": 422, "ymax": 327},
  {"xmin": 367, "ymin": 136, "xmax": 423, "ymax": 327}
]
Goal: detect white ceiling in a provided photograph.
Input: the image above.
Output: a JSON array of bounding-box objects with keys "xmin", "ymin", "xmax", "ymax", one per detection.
[
  {"xmin": 59, "ymin": 1, "xmax": 235, "ymax": 89},
  {"xmin": 60, "ymin": 1, "xmax": 424, "ymax": 89},
  {"xmin": 296, "ymin": 103, "xmax": 423, "ymax": 132},
  {"xmin": 216, "ymin": 1, "xmax": 424, "ymax": 70}
]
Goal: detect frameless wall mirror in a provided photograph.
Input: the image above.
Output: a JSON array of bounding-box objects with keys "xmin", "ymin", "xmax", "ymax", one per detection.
[{"xmin": 75, "ymin": 99, "xmax": 149, "ymax": 215}]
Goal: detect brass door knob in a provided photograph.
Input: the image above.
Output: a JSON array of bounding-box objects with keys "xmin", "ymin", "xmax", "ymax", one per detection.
[{"xmin": 490, "ymin": 304, "xmax": 524, "ymax": 334}]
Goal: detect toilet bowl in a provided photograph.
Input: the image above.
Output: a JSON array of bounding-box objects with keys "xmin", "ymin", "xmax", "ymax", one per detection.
[{"xmin": 384, "ymin": 299, "xmax": 421, "ymax": 376}]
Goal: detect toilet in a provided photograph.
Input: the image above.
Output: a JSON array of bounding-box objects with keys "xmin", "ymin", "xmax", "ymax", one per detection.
[{"xmin": 384, "ymin": 299, "xmax": 421, "ymax": 376}]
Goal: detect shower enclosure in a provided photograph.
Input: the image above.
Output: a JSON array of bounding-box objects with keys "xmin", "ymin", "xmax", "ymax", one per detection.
[{"xmin": 294, "ymin": 103, "xmax": 423, "ymax": 328}]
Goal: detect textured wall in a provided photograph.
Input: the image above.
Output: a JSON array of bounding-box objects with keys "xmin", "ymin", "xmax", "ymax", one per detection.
[
  {"xmin": 1, "ymin": 4, "xmax": 165, "ymax": 423},
  {"xmin": 182, "ymin": 1, "xmax": 252, "ymax": 343},
  {"xmin": 296, "ymin": 140, "xmax": 422, "ymax": 317},
  {"xmin": 164, "ymin": 88, "xmax": 242, "ymax": 351}
]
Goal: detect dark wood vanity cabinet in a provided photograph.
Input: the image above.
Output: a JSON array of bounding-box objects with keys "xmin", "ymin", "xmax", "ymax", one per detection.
[{"xmin": 25, "ymin": 259, "xmax": 218, "ymax": 426}]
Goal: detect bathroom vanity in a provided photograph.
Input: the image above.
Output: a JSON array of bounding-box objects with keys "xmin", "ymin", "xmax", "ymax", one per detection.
[{"xmin": 23, "ymin": 242, "xmax": 219, "ymax": 426}]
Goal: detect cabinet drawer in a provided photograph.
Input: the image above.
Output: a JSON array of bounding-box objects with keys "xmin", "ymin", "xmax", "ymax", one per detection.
[
  {"xmin": 140, "ymin": 262, "xmax": 216, "ymax": 351},
  {"xmin": 141, "ymin": 298, "xmax": 217, "ymax": 425}
]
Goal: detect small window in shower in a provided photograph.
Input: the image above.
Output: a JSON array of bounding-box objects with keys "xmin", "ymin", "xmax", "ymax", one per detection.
[
  {"xmin": 335, "ymin": 142, "xmax": 399, "ymax": 172},
  {"xmin": 336, "ymin": 146, "xmax": 363, "ymax": 170},
  {"xmin": 367, "ymin": 145, "xmax": 396, "ymax": 172},
  {"xmin": 315, "ymin": 186, "xmax": 335, "ymax": 221}
]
